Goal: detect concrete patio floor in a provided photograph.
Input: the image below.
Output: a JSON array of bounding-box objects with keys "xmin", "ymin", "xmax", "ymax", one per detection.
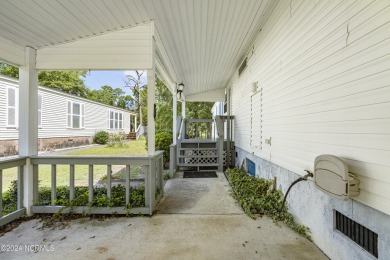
[{"xmin": 0, "ymin": 172, "xmax": 328, "ymax": 260}]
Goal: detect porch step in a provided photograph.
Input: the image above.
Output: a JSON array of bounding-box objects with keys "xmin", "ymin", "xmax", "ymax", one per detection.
[
  {"xmin": 127, "ymin": 132, "xmax": 136, "ymax": 140},
  {"xmin": 177, "ymin": 138, "xmax": 220, "ymax": 171},
  {"xmin": 179, "ymin": 155, "xmax": 217, "ymax": 158},
  {"xmin": 179, "ymin": 148, "xmax": 217, "ymax": 151},
  {"xmin": 177, "ymin": 163, "xmax": 219, "ymax": 167}
]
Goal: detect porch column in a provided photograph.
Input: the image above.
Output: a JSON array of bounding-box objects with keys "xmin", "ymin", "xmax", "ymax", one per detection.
[
  {"xmin": 147, "ymin": 69, "xmax": 155, "ymax": 155},
  {"xmin": 19, "ymin": 47, "xmax": 38, "ymax": 215},
  {"xmin": 182, "ymin": 100, "xmax": 186, "ymax": 118},
  {"xmin": 172, "ymin": 83, "xmax": 177, "ymax": 145},
  {"xmin": 134, "ymin": 115, "xmax": 137, "ymax": 131}
]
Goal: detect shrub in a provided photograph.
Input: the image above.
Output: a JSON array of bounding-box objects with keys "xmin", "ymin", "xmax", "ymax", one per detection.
[
  {"xmin": 1, "ymin": 181, "xmax": 145, "ymax": 214},
  {"xmin": 226, "ymin": 168, "xmax": 311, "ymax": 239},
  {"xmin": 36, "ymin": 185, "xmax": 145, "ymax": 208},
  {"xmin": 2, "ymin": 180, "xmax": 18, "ymax": 216},
  {"xmin": 155, "ymin": 132, "xmax": 172, "ymax": 164},
  {"xmin": 93, "ymin": 131, "xmax": 109, "ymax": 144},
  {"xmin": 107, "ymin": 132, "xmax": 126, "ymax": 147}
]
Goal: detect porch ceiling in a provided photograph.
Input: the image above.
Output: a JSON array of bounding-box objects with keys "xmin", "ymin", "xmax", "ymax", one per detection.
[{"xmin": 0, "ymin": 0, "xmax": 277, "ymax": 96}]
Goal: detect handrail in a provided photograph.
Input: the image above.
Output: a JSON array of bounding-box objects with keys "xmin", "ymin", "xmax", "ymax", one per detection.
[
  {"xmin": 0, "ymin": 156, "xmax": 27, "ymax": 170},
  {"xmin": 178, "ymin": 117, "xmax": 185, "ymax": 140},
  {"xmin": 30, "ymin": 154, "xmax": 161, "ymax": 166},
  {"xmin": 186, "ymin": 119, "xmax": 213, "ymax": 123}
]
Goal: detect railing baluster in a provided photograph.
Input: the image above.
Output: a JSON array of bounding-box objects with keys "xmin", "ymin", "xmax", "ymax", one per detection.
[
  {"xmin": 89, "ymin": 165, "xmax": 93, "ymax": 203},
  {"xmin": 33, "ymin": 164, "xmax": 38, "ymax": 204},
  {"xmin": 17, "ymin": 166, "xmax": 24, "ymax": 210},
  {"xmin": 51, "ymin": 164, "xmax": 56, "ymax": 206},
  {"xmin": 70, "ymin": 164, "xmax": 75, "ymax": 202},
  {"xmin": 107, "ymin": 165, "xmax": 112, "ymax": 199},
  {"xmin": 144, "ymin": 165, "xmax": 150, "ymax": 207},
  {"xmin": 0, "ymin": 169, "xmax": 3, "ymax": 218},
  {"xmin": 125, "ymin": 165, "xmax": 130, "ymax": 205},
  {"xmin": 160, "ymin": 157, "xmax": 164, "ymax": 196}
]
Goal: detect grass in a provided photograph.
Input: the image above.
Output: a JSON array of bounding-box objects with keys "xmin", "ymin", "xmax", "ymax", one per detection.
[{"xmin": 1, "ymin": 139, "xmax": 147, "ymax": 193}]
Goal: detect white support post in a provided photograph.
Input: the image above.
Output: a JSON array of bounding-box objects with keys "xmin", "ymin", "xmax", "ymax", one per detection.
[
  {"xmin": 172, "ymin": 83, "xmax": 177, "ymax": 145},
  {"xmin": 182, "ymin": 100, "xmax": 186, "ymax": 119},
  {"xmin": 147, "ymin": 69, "xmax": 156, "ymax": 155},
  {"xmin": 19, "ymin": 47, "xmax": 38, "ymax": 215},
  {"xmin": 134, "ymin": 115, "xmax": 137, "ymax": 131}
]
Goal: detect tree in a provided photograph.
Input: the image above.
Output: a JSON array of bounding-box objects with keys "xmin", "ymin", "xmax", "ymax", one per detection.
[
  {"xmin": 143, "ymin": 78, "xmax": 213, "ymax": 132},
  {"xmin": 88, "ymin": 85, "xmax": 132, "ymax": 109},
  {"xmin": 186, "ymin": 102, "xmax": 213, "ymax": 119},
  {"xmin": 124, "ymin": 70, "xmax": 146, "ymax": 125},
  {"xmin": 38, "ymin": 70, "xmax": 89, "ymax": 97},
  {"xmin": 0, "ymin": 63, "xmax": 89, "ymax": 97},
  {"xmin": 155, "ymin": 78, "xmax": 174, "ymax": 133}
]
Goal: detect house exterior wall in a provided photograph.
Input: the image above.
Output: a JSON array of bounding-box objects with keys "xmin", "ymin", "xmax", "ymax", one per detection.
[
  {"xmin": 230, "ymin": 1, "xmax": 390, "ymax": 259},
  {"xmin": 0, "ymin": 75, "xmax": 132, "ymax": 155}
]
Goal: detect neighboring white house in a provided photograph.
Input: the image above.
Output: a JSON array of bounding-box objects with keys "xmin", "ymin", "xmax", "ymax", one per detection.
[{"xmin": 0, "ymin": 75, "xmax": 136, "ymax": 156}]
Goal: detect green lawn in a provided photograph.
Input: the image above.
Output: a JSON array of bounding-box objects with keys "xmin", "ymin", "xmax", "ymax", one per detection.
[{"xmin": 2, "ymin": 139, "xmax": 147, "ymax": 194}]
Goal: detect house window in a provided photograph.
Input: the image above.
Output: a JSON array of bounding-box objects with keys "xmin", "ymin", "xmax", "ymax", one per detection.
[
  {"xmin": 7, "ymin": 87, "xmax": 18, "ymax": 127},
  {"xmin": 67, "ymin": 101, "xmax": 85, "ymax": 129},
  {"xmin": 108, "ymin": 110, "xmax": 124, "ymax": 130},
  {"xmin": 38, "ymin": 93, "xmax": 43, "ymax": 128}
]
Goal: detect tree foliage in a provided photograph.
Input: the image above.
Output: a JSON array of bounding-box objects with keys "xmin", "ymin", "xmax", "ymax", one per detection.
[
  {"xmin": 186, "ymin": 102, "xmax": 213, "ymax": 119},
  {"xmin": 0, "ymin": 63, "xmax": 133, "ymax": 109},
  {"xmin": 0, "ymin": 63, "xmax": 89, "ymax": 97},
  {"xmin": 88, "ymin": 85, "xmax": 132, "ymax": 109}
]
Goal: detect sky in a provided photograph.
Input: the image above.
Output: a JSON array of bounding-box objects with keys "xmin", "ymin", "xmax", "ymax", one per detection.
[{"xmin": 84, "ymin": 70, "xmax": 148, "ymax": 95}]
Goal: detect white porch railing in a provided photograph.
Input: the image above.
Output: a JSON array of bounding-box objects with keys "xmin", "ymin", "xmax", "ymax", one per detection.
[
  {"xmin": 185, "ymin": 119, "xmax": 214, "ymax": 139},
  {"xmin": 0, "ymin": 152, "xmax": 164, "ymax": 226},
  {"xmin": 0, "ymin": 157, "xmax": 27, "ymax": 226}
]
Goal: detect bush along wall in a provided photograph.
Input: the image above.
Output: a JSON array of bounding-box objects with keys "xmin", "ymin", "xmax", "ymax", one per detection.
[
  {"xmin": 226, "ymin": 168, "xmax": 311, "ymax": 239},
  {"xmin": 93, "ymin": 131, "xmax": 110, "ymax": 144}
]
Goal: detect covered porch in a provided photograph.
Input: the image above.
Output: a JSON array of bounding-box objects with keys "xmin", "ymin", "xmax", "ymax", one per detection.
[
  {"xmin": 0, "ymin": 0, "xmax": 258, "ymax": 224},
  {"xmin": 0, "ymin": 171, "xmax": 327, "ymax": 259}
]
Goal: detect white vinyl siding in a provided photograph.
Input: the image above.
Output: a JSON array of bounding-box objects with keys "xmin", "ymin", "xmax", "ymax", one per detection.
[
  {"xmin": 36, "ymin": 23, "xmax": 153, "ymax": 70},
  {"xmin": 231, "ymin": 1, "xmax": 390, "ymax": 215},
  {"xmin": 108, "ymin": 110, "xmax": 124, "ymax": 130},
  {"xmin": 250, "ymin": 90, "xmax": 261, "ymax": 150},
  {"xmin": 38, "ymin": 93, "xmax": 42, "ymax": 128},
  {"xmin": 6, "ymin": 87, "xmax": 17, "ymax": 127},
  {"xmin": 67, "ymin": 101, "xmax": 85, "ymax": 129}
]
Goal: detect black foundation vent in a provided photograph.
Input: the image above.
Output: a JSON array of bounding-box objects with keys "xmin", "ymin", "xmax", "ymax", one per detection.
[{"xmin": 335, "ymin": 210, "xmax": 378, "ymax": 258}]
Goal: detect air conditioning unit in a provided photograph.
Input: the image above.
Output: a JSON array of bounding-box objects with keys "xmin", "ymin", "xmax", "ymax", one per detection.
[{"xmin": 314, "ymin": 154, "xmax": 360, "ymax": 200}]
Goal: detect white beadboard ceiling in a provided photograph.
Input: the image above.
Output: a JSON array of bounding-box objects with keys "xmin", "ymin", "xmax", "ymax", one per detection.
[{"xmin": 0, "ymin": 0, "xmax": 277, "ymax": 96}]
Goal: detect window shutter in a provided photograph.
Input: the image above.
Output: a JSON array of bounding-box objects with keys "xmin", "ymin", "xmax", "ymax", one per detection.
[
  {"xmin": 67, "ymin": 101, "xmax": 72, "ymax": 128},
  {"xmin": 107, "ymin": 110, "xmax": 110, "ymax": 129},
  {"xmin": 81, "ymin": 104, "xmax": 85, "ymax": 128},
  {"xmin": 119, "ymin": 113, "xmax": 123, "ymax": 129},
  {"xmin": 38, "ymin": 93, "xmax": 42, "ymax": 127},
  {"xmin": 7, "ymin": 88, "xmax": 16, "ymax": 126}
]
